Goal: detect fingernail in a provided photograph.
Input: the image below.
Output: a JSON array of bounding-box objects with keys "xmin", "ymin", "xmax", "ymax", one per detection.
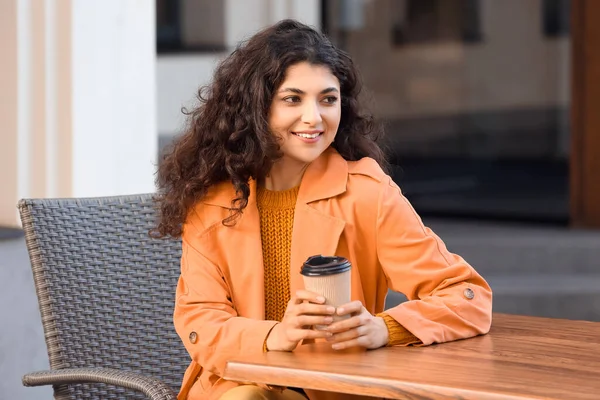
[
  {"xmin": 324, "ymin": 317, "xmax": 333, "ymax": 323},
  {"xmin": 327, "ymin": 307, "xmax": 335, "ymax": 313},
  {"xmin": 337, "ymin": 307, "xmax": 345, "ymax": 314},
  {"xmin": 317, "ymin": 296, "xmax": 325, "ymax": 303},
  {"xmin": 332, "ymin": 344, "xmax": 341, "ymax": 350}
]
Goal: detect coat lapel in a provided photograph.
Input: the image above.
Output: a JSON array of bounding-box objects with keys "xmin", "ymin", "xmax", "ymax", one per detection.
[
  {"xmin": 289, "ymin": 149, "xmax": 348, "ymax": 294},
  {"xmin": 289, "ymin": 204, "xmax": 346, "ymax": 294}
]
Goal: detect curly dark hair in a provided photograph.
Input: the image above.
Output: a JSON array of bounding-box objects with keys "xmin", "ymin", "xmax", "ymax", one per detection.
[{"xmin": 152, "ymin": 19, "xmax": 387, "ymax": 238}]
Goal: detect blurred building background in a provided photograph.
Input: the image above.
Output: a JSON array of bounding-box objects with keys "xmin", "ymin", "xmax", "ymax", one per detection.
[
  {"xmin": 158, "ymin": 0, "xmax": 572, "ymax": 223},
  {"xmin": 1, "ymin": 0, "xmax": 600, "ymax": 399}
]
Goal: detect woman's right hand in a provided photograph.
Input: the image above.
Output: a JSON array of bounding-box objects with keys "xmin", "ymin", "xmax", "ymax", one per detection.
[{"xmin": 265, "ymin": 290, "xmax": 337, "ymax": 351}]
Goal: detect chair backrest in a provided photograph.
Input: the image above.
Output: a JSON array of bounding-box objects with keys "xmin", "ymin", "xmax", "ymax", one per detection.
[{"xmin": 18, "ymin": 194, "xmax": 189, "ymax": 399}]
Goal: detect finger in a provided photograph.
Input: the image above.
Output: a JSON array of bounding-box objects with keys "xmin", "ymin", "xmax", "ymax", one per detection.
[
  {"xmin": 296, "ymin": 315, "xmax": 334, "ymax": 327},
  {"xmin": 289, "ymin": 328, "xmax": 333, "ymax": 342},
  {"xmin": 331, "ymin": 335, "xmax": 370, "ymax": 350},
  {"xmin": 288, "ymin": 291, "xmax": 325, "ymax": 308},
  {"xmin": 327, "ymin": 326, "xmax": 365, "ymax": 344},
  {"xmin": 294, "ymin": 290, "xmax": 326, "ymax": 304},
  {"xmin": 336, "ymin": 301, "xmax": 364, "ymax": 316},
  {"xmin": 326, "ymin": 315, "xmax": 362, "ymax": 333},
  {"xmin": 296, "ymin": 302, "xmax": 336, "ymax": 316}
]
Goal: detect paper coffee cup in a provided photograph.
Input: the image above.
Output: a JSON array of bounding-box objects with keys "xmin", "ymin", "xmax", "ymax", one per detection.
[{"xmin": 300, "ymin": 255, "xmax": 351, "ymax": 329}]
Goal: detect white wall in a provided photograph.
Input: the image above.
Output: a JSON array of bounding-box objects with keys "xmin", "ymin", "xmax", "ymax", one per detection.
[
  {"xmin": 71, "ymin": 0, "xmax": 157, "ymax": 197},
  {"xmin": 0, "ymin": 0, "xmax": 157, "ymax": 226}
]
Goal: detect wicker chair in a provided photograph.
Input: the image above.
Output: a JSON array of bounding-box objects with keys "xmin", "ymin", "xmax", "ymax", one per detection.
[{"xmin": 17, "ymin": 194, "xmax": 189, "ymax": 400}]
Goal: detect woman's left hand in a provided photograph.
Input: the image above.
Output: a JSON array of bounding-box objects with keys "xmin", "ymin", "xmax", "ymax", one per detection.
[{"xmin": 325, "ymin": 301, "xmax": 389, "ymax": 350}]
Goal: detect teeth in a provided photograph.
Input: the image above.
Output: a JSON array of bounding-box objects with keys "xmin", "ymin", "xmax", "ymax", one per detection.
[{"xmin": 295, "ymin": 133, "xmax": 320, "ymax": 139}]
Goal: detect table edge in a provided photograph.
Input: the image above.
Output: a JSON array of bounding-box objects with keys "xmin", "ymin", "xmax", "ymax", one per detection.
[{"xmin": 223, "ymin": 361, "xmax": 540, "ymax": 400}]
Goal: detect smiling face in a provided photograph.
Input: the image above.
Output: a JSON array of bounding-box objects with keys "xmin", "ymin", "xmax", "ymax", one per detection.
[{"xmin": 269, "ymin": 62, "xmax": 342, "ymax": 168}]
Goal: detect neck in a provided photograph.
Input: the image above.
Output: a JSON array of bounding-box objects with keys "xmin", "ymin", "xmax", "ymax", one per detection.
[{"xmin": 263, "ymin": 157, "xmax": 308, "ymax": 191}]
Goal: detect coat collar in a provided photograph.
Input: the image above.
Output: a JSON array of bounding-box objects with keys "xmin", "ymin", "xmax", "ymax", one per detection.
[{"xmin": 201, "ymin": 147, "xmax": 348, "ymax": 208}]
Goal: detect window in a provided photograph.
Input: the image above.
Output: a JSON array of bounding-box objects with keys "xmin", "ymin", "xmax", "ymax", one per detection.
[
  {"xmin": 542, "ymin": 0, "xmax": 570, "ymax": 37},
  {"xmin": 156, "ymin": 0, "xmax": 181, "ymax": 52},
  {"xmin": 156, "ymin": 0, "xmax": 227, "ymax": 53},
  {"xmin": 392, "ymin": 0, "xmax": 482, "ymax": 46}
]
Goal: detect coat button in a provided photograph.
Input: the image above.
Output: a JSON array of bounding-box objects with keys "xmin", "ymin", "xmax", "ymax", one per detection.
[
  {"xmin": 463, "ymin": 288, "xmax": 475, "ymax": 300},
  {"xmin": 189, "ymin": 331, "xmax": 198, "ymax": 344}
]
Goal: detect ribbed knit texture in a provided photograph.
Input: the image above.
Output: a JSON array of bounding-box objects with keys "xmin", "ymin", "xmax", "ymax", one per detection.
[
  {"xmin": 257, "ymin": 185, "xmax": 300, "ymax": 322},
  {"xmin": 377, "ymin": 313, "xmax": 422, "ymax": 346}
]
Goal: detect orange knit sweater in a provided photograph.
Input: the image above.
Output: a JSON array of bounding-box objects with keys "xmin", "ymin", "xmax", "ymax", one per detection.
[{"xmin": 256, "ymin": 185, "xmax": 419, "ymax": 346}]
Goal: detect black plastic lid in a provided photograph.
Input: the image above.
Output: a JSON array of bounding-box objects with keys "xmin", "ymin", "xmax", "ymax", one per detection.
[{"xmin": 300, "ymin": 255, "xmax": 351, "ymax": 277}]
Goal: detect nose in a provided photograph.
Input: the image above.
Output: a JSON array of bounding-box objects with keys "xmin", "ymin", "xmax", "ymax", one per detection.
[{"xmin": 301, "ymin": 100, "xmax": 323, "ymax": 126}]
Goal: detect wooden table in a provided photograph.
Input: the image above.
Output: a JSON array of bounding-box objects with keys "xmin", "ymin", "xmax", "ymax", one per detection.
[{"xmin": 224, "ymin": 314, "xmax": 600, "ymax": 399}]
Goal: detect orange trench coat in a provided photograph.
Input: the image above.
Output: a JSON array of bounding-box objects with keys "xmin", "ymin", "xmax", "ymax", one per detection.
[{"xmin": 174, "ymin": 148, "xmax": 493, "ymax": 400}]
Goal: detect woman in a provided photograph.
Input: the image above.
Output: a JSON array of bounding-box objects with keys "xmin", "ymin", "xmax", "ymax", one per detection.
[{"xmin": 154, "ymin": 19, "xmax": 492, "ymax": 400}]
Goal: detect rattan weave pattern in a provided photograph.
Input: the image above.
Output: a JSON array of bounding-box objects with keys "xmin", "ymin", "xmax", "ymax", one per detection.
[{"xmin": 18, "ymin": 194, "xmax": 188, "ymax": 399}]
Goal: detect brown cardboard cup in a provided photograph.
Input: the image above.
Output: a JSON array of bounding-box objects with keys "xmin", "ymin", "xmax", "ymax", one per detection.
[{"xmin": 300, "ymin": 255, "xmax": 351, "ymax": 330}]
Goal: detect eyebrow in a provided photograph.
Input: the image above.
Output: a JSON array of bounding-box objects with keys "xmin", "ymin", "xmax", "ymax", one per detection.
[{"xmin": 278, "ymin": 87, "xmax": 339, "ymax": 95}]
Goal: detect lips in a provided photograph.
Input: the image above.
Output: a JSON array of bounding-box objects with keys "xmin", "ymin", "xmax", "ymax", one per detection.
[{"xmin": 292, "ymin": 131, "xmax": 323, "ymax": 139}]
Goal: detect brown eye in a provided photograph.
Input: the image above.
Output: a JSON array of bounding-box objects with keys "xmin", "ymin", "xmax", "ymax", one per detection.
[
  {"xmin": 322, "ymin": 96, "xmax": 338, "ymax": 105},
  {"xmin": 283, "ymin": 96, "xmax": 301, "ymax": 103}
]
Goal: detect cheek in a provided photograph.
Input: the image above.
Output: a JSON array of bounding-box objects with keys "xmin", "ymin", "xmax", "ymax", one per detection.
[
  {"xmin": 270, "ymin": 110, "xmax": 297, "ymax": 130},
  {"xmin": 325, "ymin": 108, "xmax": 341, "ymax": 130}
]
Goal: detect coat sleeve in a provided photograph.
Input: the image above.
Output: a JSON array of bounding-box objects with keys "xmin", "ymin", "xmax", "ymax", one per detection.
[
  {"xmin": 173, "ymin": 233, "xmax": 278, "ymax": 376},
  {"xmin": 376, "ymin": 176, "xmax": 493, "ymax": 345}
]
